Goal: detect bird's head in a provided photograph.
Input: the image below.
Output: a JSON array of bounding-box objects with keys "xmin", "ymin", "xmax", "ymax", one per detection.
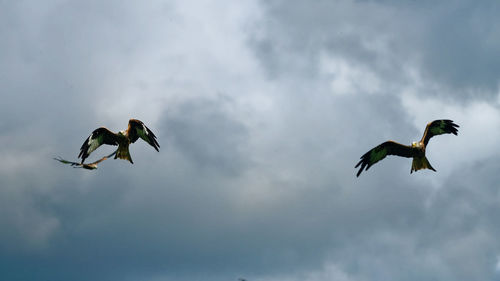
[
  {"xmin": 411, "ymin": 141, "xmax": 422, "ymax": 148},
  {"xmin": 118, "ymin": 130, "xmax": 125, "ymax": 136}
]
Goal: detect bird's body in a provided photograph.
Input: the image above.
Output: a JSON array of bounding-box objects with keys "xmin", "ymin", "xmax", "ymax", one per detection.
[
  {"xmin": 409, "ymin": 140, "xmax": 435, "ymax": 173},
  {"xmin": 114, "ymin": 130, "xmax": 133, "ymax": 163},
  {"xmin": 78, "ymin": 119, "xmax": 160, "ymax": 164},
  {"xmin": 355, "ymin": 119, "xmax": 459, "ymax": 177}
]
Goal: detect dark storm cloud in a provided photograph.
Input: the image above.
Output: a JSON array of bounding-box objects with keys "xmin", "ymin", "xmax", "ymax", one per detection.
[
  {"xmin": 162, "ymin": 96, "xmax": 251, "ymax": 176},
  {"xmin": 0, "ymin": 94, "xmax": 343, "ymax": 281},
  {"xmin": 252, "ymin": 0, "xmax": 500, "ymax": 99},
  {"xmin": 336, "ymin": 157, "xmax": 500, "ymax": 281},
  {"xmin": 2, "ymin": 0, "xmax": 500, "ymax": 281}
]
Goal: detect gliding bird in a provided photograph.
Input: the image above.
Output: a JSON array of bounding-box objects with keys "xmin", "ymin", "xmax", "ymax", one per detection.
[{"xmin": 355, "ymin": 119, "xmax": 459, "ymax": 177}]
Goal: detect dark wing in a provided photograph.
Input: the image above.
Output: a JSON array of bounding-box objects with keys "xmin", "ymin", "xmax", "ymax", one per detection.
[
  {"xmin": 420, "ymin": 119, "xmax": 459, "ymax": 146},
  {"xmin": 54, "ymin": 156, "xmax": 94, "ymax": 169},
  {"xmin": 55, "ymin": 150, "xmax": 117, "ymax": 170},
  {"xmin": 355, "ymin": 141, "xmax": 415, "ymax": 177},
  {"xmin": 78, "ymin": 127, "xmax": 119, "ymax": 163},
  {"xmin": 54, "ymin": 157, "xmax": 81, "ymax": 166},
  {"xmin": 127, "ymin": 119, "xmax": 160, "ymax": 151}
]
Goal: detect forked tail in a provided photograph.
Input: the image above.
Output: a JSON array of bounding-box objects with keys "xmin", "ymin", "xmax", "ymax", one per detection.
[
  {"xmin": 115, "ymin": 146, "xmax": 134, "ymax": 164},
  {"xmin": 411, "ymin": 156, "xmax": 436, "ymax": 174}
]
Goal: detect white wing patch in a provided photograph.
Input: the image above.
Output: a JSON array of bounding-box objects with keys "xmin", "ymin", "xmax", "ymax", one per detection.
[
  {"xmin": 87, "ymin": 134, "xmax": 101, "ymax": 154},
  {"xmin": 137, "ymin": 124, "xmax": 148, "ymax": 140}
]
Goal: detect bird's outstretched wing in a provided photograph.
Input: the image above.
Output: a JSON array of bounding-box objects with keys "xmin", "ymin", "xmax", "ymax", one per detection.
[
  {"xmin": 56, "ymin": 150, "xmax": 117, "ymax": 170},
  {"xmin": 127, "ymin": 119, "xmax": 160, "ymax": 151},
  {"xmin": 420, "ymin": 119, "xmax": 459, "ymax": 146},
  {"xmin": 78, "ymin": 127, "xmax": 119, "ymax": 163},
  {"xmin": 355, "ymin": 141, "xmax": 415, "ymax": 177}
]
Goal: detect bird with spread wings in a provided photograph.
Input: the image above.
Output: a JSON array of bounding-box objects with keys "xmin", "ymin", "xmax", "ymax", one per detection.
[
  {"xmin": 355, "ymin": 119, "xmax": 459, "ymax": 177},
  {"xmin": 78, "ymin": 119, "xmax": 160, "ymax": 164},
  {"xmin": 54, "ymin": 150, "xmax": 117, "ymax": 170}
]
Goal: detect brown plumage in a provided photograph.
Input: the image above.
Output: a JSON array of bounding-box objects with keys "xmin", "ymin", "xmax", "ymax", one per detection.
[
  {"xmin": 355, "ymin": 119, "xmax": 459, "ymax": 177},
  {"xmin": 78, "ymin": 119, "xmax": 160, "ymax": 164}
]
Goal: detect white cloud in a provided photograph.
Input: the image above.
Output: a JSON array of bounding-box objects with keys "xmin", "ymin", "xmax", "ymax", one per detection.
[{"xmin": 320, "ymin": 54, "xmax": 382, "ymax": 96}]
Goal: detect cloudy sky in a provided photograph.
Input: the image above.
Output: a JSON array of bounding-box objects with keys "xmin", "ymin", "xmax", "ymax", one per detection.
[{"xmin": 1, "ymin": 0, "xmax": 500, "ymax": 280}]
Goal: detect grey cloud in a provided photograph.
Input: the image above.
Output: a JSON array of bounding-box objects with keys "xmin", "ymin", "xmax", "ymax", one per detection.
[
  {"xmin": 254, "ymin": 158, "xmax": 500, "ymax": 281},
  {"xmin": 252, "ymin": 0, "xmax": 500, "ymax": 98},
  {"xmin": 397, "ymin": 0, "xmax": 500, "ymax": 96},
  {"xmin": 2, "ymin": 0, "xmax": 500, "ymax": 281},
  {"xmin": 0, "ymin": 90, "xmax": 429, "ymax": 281},
  {"xmin": 162, "ymin": 96, "xmax": 251, "ymax": 176}
]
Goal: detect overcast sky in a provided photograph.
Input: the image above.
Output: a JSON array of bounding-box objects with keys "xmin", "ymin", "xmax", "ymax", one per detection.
[{"xmin": 1, "ymin": 0, "xmax": 500, "ymax": 280}]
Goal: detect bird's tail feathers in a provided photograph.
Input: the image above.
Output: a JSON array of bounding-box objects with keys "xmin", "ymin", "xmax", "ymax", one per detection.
[
  {"xmin": 116, "ymin": 146, "xmax": 133, "ymax": 164},
  {"xmin": 411, "ymin": 156, "xmax": 436, "ymax": 173}
]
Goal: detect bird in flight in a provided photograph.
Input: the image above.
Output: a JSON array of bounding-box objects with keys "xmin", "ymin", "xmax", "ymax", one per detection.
[
  {"xmin": 355, "ymin": 119, "xmax": 459, "ymax": 177},
  {"xmin": 54, "ymin": 150, "xmax": 117, "ymax": 170},
  {"xmin": 79, "ymin": 119, "xmax": 160, "ymax": 164}
]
